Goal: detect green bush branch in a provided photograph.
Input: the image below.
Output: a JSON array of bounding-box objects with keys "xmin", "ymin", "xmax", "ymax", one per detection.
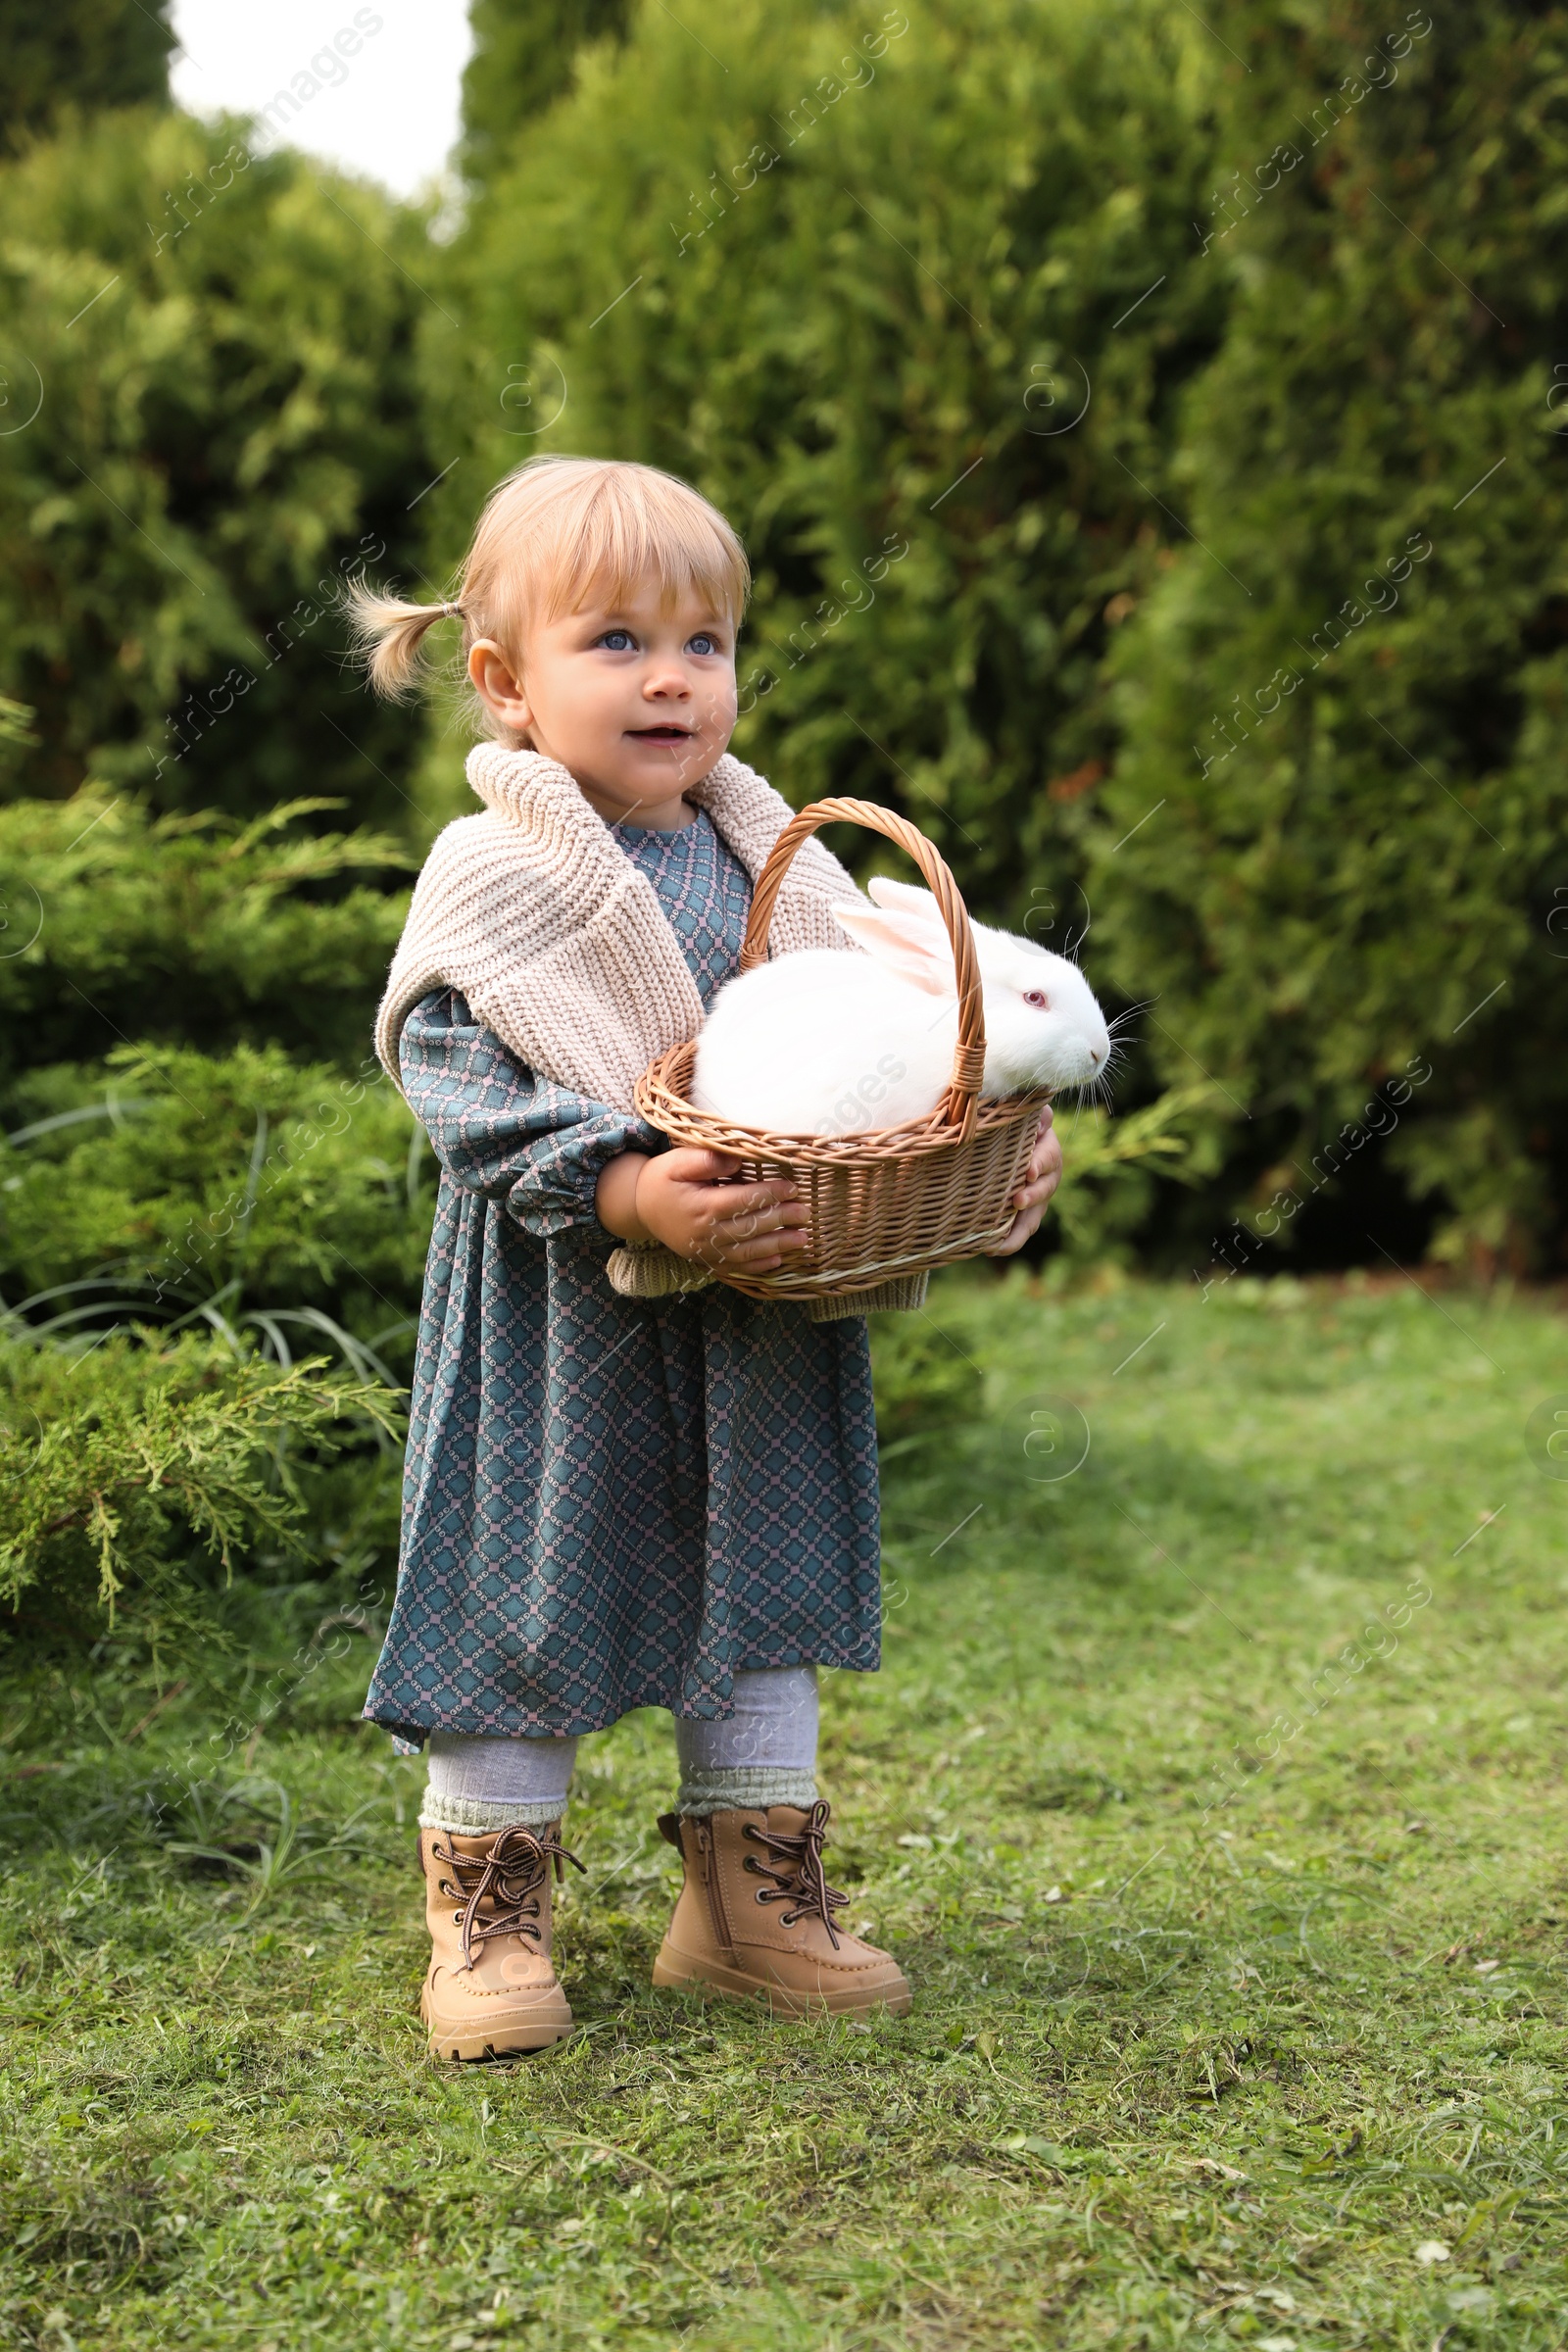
[{"xmin": 0, "ymin": 1337, "xmax": 402, "ymax": 1621}]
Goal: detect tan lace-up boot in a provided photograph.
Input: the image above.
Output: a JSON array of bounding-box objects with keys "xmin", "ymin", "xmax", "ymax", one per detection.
[
  {"xmin": 652, "ymin": 1801, "xmax": 911, "ymax": 2018},
  {"xmin": 419, "ymin": 1822, "xmax": 582, "ymax": 2060}
]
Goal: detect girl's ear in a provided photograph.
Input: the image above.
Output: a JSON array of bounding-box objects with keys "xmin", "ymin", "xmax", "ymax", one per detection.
[
  {"xmin": 833, "ymin": 902, "xmax": 953, "ymax": 995},
  {"xmin": 469, "ymin": 640, "xmax": 532, "ymax": 736}
]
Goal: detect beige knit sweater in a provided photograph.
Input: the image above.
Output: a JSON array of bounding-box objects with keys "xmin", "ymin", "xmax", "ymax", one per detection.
[{"xmin": 376, "ymin": 743, "xmax": 867, "ymax": 1298}]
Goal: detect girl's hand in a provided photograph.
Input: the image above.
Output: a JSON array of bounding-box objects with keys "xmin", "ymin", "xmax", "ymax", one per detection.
[
  {"xmin": 596, "ymin": 1148, "xmax": 810, "ymax": 1275},
  {"xmin": 987, "ymin": 1106, "xmax": 1063, "ymax": 1257}
]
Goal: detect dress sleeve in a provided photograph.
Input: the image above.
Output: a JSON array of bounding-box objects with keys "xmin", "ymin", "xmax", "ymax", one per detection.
[{"xmin": 398, "ymin": 989, "xmax": 662, "ymax": 1239}]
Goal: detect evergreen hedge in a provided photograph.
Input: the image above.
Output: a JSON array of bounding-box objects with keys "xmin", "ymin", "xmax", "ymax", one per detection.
[
  {"xmin": 0, "ymin": 0, "xmax": 173, "ymax": 156},
  {"xmin": 424, "ymin": 0, "xmax": 1228, "ymax": 934},
  {"xmin": 0, "ymin": 110, "xmax": 438, "ymax": 826},
  {"xmin": 1089, "ymin": 0, "xmax": 1568, "ymax": 1271},
  {"xmin": 433, "ymin": 0, "xmax": 1568, "ymax": 1269},
  {"xmin": 459, "ymin": 0, "xmax": 629, "ymax": 191}
]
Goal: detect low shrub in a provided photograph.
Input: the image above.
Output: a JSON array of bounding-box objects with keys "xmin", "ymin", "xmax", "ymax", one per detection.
[{"xmin": 0, "ymin": 1334, "xmax": 400, "ymax": 1654}]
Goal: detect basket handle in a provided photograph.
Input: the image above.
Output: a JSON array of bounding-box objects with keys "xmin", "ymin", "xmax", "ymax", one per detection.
[{"xmin": 738, "ymin": 796, "xmax": 984, "ymax": 1142}]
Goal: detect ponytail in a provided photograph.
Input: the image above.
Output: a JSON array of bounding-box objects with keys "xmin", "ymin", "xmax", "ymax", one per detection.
[{"xmin": 343, "ymin": 578, "xmax": 466, "ymax": 700}]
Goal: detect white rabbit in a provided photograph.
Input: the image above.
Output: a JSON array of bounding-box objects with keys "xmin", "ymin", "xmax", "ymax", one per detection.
[{"xmin": 691, "ymin": 876, "xmax": 1111, "ymax": 1136}]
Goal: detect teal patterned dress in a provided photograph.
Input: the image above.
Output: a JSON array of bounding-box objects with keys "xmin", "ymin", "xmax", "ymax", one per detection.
[{"xmin": 363, "ymin": 810, "xmax": 881, "ymax": 1746}]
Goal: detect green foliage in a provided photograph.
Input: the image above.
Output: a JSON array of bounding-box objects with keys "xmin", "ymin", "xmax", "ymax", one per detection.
[
  {"xmin": 1089, "ymin": 0, "xmax": 1568, "ymax": 1271},
  {"xmin": 460, "ymin": 0, "xmax": 630, "ymax": 190},
  {"xmin": 427, "ymin": 0, "xmax": 1228, "ymax": 933},
  {"xmin": 0, "ymin": 1333, "xmax": 400, "ymax": 1631},
  {"xmin": 0, "ymin": 102, "xmax": 439, "ymax": 1669},
  {"xmin": 3, "ymin": 1278, "xmax": 1566, "ymax": 2344},
  {"xmin": 0, "ymin": 0, "xmax": 173, "ymax": 155},
  {"xmin": 429, "ymin": 0, "xmax": 1568, "ymax": 1264},
  {"xmin": 0, "ymin": 695, "xmax": 35, "ymax": 746},
  {"xmin": 0, "ymin": 1042, "xmax": 429, "ymax": 1361},
  {"xmin": 0, "ymin": 109, "xmax": 438, "ymax": 825},
  {"xmin": 1047, "ymin": 1083, "xmax": 1227, "ymax": 1264},
  {"xmin": 868, "ymin": 1313, "xmax": 983, "ymax": 1441},
  {"xmin": 4, "ymin": 0, "xmax": 1562, "ymax": 1279},
  {"xmin": 0, "ymin": 788, "xmax": 411, "ymax": 1077},
  {"xmin": 0, "ymin": 790, "xmax": 429, "ymax": 1572}
]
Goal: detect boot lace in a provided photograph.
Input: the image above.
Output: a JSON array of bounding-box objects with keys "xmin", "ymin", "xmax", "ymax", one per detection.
[
  {"xmin": 742, "ymin": 1800, "xmax": 848, "ymax": 1950},
  {"xmin": 432, "ymin": 1825, "xmax": 584, "ymax": 1972}
]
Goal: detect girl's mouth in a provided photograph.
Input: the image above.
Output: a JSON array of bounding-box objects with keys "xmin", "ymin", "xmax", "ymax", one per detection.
[{"xmin": 628, "ymin": 726, "xmax": 692, "ymax": 744}]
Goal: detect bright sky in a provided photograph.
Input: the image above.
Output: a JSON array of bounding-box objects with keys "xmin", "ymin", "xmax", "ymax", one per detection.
[{"xmin": 170, "ymin": 1, "xmax": 474, "ymax": 199}]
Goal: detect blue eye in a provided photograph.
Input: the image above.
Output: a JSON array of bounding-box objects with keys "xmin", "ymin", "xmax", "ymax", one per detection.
[
  {"xmin": 687, "ymin": 632, "xmax": 720, "ymax": 656},
  {"xmin": 597, "ymin": 628, "xmax": 635, "ymax": 652}
]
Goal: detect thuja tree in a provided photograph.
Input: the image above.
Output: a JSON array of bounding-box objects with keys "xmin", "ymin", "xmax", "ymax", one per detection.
[
  {"xmin": 0, "ymin": 0, "xmax": 173, "ymax": 156},
  {"xmin": 459, "ymin": 0, "xmax": 629, "ymax": 192},
  {"xmin": 421, "ymin": 0, "xmax": 1228, "ymax": 951},
  {"xmin": 1089, "ymin": 0, "xmax": 1568, "ymax": 1271},
  {"xmin": 0, "ymin": 108, "xmax": 438, "ymax": 826}
]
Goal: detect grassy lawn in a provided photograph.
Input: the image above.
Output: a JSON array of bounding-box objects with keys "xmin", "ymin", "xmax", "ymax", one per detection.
[{"xmin": 4, "ymin": 1271, "xmax": 1568, "ymax": 2350}]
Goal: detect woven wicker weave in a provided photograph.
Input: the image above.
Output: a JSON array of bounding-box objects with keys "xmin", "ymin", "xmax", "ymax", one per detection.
[{"xmin": 632, "ymin": 798, "xmax": 1050, "ymax": 1307}]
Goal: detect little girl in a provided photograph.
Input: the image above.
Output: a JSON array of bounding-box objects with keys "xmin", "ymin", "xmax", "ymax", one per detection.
[{"xmin": 353, "ymin": 456, "xmax": 1061, "ymax": 2058}]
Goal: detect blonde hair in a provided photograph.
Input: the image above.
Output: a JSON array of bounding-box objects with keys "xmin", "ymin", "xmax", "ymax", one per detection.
[{"xmin": 346, "ymin": 456, "xmax": 750, "ymax": 737}]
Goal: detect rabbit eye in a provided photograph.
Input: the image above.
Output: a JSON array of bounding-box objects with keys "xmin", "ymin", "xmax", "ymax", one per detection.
[{"xmin": 1024, "ymin": 989, "xmax": 1051, "ymax": 1009}]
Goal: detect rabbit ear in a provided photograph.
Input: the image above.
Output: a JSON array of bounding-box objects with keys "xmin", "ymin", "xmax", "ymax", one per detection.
[
  {"xmin": 866, "ymin": 876, "xmax": 949, "ymax": 932},
  {"xmin": 833, "ymin": 900, "xmax": 954, "ymax": 995}
]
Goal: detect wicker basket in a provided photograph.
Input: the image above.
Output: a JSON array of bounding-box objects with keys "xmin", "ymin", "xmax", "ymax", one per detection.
[{"xmin": 628, "ymin": 797, "xmax": 1050, "ymax": 1315}]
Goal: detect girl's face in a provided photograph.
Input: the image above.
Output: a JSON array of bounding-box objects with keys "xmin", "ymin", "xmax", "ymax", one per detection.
[{"xmin": 468, "ymin": 580, "xmax": 738, "ymax": 829}]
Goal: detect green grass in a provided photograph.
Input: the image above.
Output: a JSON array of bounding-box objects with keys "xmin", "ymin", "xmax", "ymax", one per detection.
[{"xmin": 4, "ymin": 1271, "xmax": 1568, "ymax": 2350}]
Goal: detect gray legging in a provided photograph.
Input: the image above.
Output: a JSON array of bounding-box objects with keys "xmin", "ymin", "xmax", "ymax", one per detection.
[{"xmin": 418, "ymin": 1666, "xmax": 819, "ymax": 1834}]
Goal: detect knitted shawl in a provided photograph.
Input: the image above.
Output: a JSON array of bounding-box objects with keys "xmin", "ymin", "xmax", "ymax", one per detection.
[
  {"xmin": 376, "ymin": 745, "xmax": 866, "ymax": 1303},
  {"xmin": 375, "ymin": 743, "xmax": 863, "ymax": 1102}
]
